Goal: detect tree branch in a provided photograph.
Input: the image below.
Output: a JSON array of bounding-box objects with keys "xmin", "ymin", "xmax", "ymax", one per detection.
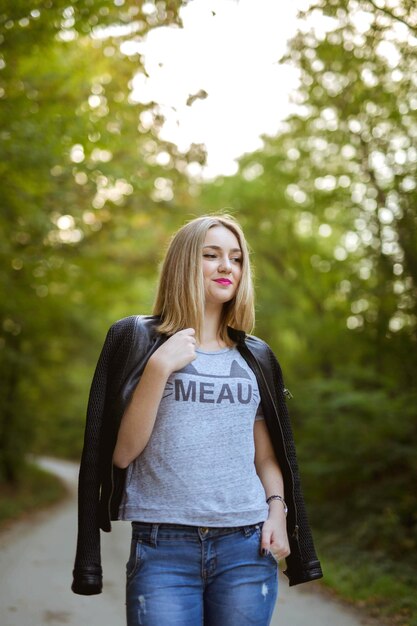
[{"xmin": 366, "ymin": 0, "xmax": 417, "ymax": 35}]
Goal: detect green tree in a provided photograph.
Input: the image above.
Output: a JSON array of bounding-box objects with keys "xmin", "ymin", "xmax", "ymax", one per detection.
[{"xmin": 0, "ymin": 0, "xmax": 194, "ymax": 481}]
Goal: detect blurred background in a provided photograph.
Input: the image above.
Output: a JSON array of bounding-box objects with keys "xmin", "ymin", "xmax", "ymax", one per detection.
[{"xmin": 1, "ymin": 1, "xmax": 416, "ymax": 624}]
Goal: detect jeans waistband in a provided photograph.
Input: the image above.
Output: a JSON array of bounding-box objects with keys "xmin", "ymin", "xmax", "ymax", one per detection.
[{"xmin": 131, "ymin": 521, "xmax": 261, "ymax": 544}]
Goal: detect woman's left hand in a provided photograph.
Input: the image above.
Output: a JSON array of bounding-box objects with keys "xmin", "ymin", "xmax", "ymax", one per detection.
[{"xmin": 260, "ymin": 511, "xmax": 291, "ymax": 562}]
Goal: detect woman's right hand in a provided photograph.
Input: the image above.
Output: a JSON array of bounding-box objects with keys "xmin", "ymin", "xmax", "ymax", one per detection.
[{"xmin": 149, "ymin": 328, "xmax": 197, "ymax": 376}]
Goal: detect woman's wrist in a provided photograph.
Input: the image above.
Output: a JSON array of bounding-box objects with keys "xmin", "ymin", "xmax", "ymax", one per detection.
[
  {"xmin": 267, "ymin": 503, "xmax": 288, "ymax": 526},
  {"xmin": 266, "ymin": 494, "xmax": 288, "ymax": 517}
]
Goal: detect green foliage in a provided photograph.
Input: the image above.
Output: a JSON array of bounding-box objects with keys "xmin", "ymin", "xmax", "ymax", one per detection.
[
  {"xmin": 319, "ymin": 548, "xmax": 417, "ymax": 625},
  {"xmin": 0, "ymin": 0, "xmax": 191, "ymax": 480},
  {"xmin": 292, "ymin": 376, "xmax": 417, "ymax": 559},
  {"xmin": 0, "ymin": 460, "xmax": 66, "ymax": 527}
]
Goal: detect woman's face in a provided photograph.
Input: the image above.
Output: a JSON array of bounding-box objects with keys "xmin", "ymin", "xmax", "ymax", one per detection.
[{"xmin": 202, "ymin": 225, "xmax": 242, "ymax": 307}]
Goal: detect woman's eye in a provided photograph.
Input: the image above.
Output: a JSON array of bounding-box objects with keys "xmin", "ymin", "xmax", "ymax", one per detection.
[
  {"xmin": 231, "ymin": 257, "xmax": 242, "ymax": 263},
  {"xmin": 203, "ymin": 254, "xmax": 217, "ymax": 259}
]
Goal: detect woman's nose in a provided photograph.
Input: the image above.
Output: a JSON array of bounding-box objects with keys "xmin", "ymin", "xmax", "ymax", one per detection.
[{"xmin": 219, "ymin": 258, "xmax": 232, "ymax": 273}]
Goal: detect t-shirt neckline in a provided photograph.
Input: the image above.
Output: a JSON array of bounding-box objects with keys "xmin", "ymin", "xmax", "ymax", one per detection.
[{"xmin": 196, "ymin": 346, "xmax": 235, "ymax": 355}]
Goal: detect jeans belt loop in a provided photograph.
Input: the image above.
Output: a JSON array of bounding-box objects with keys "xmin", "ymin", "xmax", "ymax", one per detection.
[{"xmin": 150, "ymin": 523, "xmax": 159, "ymax": 547}]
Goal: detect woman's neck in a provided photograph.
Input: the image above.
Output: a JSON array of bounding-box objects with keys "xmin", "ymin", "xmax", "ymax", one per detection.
[{"xmin": 199, "ymin": 305, "xmax": 226, "ymax": 350}]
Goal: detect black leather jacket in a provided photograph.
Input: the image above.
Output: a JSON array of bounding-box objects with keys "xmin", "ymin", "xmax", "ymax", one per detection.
[{"xmin": 72, "ymin": 315, "xmax": 323, "ymax": 595}]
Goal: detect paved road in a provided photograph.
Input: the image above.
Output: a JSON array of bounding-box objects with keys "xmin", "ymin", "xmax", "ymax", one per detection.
[{"xmin": 0, "ymin": 458, "xmax": 368, "ymax": 626}]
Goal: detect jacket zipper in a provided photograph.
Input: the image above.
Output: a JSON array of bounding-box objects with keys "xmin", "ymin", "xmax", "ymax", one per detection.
[
  {"xmin": 239, "ymin": 345, "xmax": 299, "ymax": 533},
  {"xmin": 283, "ymin": 387, "xmax": 293, "ymax": 400},
  {"xmin": 107, "ymin": 461, "xmax": 115, "ymax": 523}
]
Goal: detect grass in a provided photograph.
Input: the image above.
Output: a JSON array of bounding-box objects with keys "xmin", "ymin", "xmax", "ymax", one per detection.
[
  {"xmin": 316, "ymin": 537, "xmax": 417, "ymax": 626},
  {"xmin": 0, "ymin": 461, "xmax": 67, "ymax": 530}
]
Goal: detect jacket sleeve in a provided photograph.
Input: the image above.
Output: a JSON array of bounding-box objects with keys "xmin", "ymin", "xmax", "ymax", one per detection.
[
  {"xmin": 71, "ymin": 325, "xmax": 114, "ymax": 595},
  {"xmin": 267, "ymin": 347, "xmax": 323, "ymax": 586}
]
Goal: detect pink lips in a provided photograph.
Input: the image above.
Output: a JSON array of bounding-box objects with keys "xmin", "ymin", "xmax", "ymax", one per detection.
[{"xmin": 214, "ymin": 278, "xmax": 232, "ymax": 285}]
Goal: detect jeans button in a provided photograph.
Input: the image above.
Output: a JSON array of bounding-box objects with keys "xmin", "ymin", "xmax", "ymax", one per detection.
[{"xmin": 200, "ymin": 527, "xmax": 208, "ymax": 534}]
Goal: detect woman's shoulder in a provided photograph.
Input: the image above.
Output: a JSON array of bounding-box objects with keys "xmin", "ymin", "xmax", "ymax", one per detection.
[
  {"xmin": 245, "ymin": 332, "xmax": 273, "ymax": 354},
  {"xmin": 244, "ymin": 333, "xmax": 284, "ymax": 369},
  {"xmin": 244, "ymin": 333, "xmax": 288, "ymax": 390},
  {"xmin": 109, "ymin": 314, "xmax": 161, "ymax": 335},
  {"xmin": 104, "ymin": 315, "xmax": 161, "ymax": 350}
]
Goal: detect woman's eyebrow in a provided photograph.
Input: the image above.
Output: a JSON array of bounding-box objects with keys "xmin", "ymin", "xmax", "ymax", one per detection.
[{"xmin": 203, "ymin": 245, "xmax": 242, "ymax": 253}]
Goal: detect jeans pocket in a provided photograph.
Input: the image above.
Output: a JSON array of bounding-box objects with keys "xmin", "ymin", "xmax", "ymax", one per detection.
[
  {"xmin": 126, "ymin": 538, "xmax": 143, "ymax": 581},
  {"xmin": 241, "ymin": 523, "xmax": 261, "ymax": 539},
  {"xmin": 241, "ymin": 524, "xmax": 264, "ymax": 553},
  {"xmin": 253, "ymin": 524, "xmax": 279, "ymax": 567}
]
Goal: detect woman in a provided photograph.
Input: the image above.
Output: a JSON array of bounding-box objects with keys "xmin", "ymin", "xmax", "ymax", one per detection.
[{"xmin": 72, "ymin": 214, "xmax": 322, "ymax": 626}]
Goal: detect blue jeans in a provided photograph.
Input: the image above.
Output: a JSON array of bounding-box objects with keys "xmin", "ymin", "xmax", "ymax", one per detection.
[{"xmin": 125, "ymin": 522, "xmax": 278, "ymax": 626}]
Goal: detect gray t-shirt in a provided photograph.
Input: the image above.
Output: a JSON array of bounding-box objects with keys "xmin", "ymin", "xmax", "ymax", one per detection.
[{"xmin": 118, "ymin": 346, "xmax": 269, "ymax": 526}]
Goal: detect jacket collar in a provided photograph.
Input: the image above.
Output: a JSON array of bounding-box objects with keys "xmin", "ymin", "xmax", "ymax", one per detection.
[{"xmin": 227, "ymin": 326, "xmax": 246, "ymax": 345}]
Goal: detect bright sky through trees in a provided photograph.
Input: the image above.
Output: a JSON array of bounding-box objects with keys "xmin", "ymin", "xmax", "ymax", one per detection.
[
  {"xmin": 123, "ymin": 0, "xmax": 310, "ymax": 178},
  {"xmin": 117, "ymin": 0, "xmax": 406, "ymax": 179}
]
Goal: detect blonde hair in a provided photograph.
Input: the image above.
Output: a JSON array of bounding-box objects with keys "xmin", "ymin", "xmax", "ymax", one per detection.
[{"xmin": 153, "ymin": 214, "xmax": 255, "ymax": 344}]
